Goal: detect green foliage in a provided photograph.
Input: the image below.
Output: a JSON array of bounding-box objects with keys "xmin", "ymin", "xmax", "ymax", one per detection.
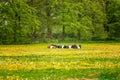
[
  {"xmin": 0, "ymin": 0, "xmax": 40, "ymax": 44},
  {"xmin": 0, "ymin": 0, "xmax": 120, "ymax": 44},
  {"xmin": 106, "ymin": 0, "xmax": 120, "ymax": 40}
]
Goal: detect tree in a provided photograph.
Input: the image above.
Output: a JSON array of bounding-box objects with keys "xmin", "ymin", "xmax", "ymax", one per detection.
[
  {"xmin": 37, "ymin": 0, "xmax": 57, "ymax": 40},
  {"xmin": 0, "ymin": 0, "xmax": 40, "ymax": 44},
  {"xmin": 88, "ymin": 0, "xmax": 107, "ymax": 40},
  {"xmin": 0, "ymin": 0, "xmax": 119, "ymax": 44},
  {"xmin": 105, "ymin": 0, "xmax": 120, "ymax": 40}
]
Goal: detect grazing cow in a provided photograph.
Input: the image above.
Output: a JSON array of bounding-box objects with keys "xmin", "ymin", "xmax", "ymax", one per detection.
[
  {"xmin": 63, "ymin": 45, "xmax": 69, "ymax": 48},
  {"xmin": 48, "ymin": 45, "xmax": 56, "ymax": 49},
  {"xmin": 48, "ymin": 44, "xmax": 81, "ymax": 49},
  {"xmin": 68, "ymin": 45, "xmax": 72, "ymax": 49},
  {"xmin": 48, "ymin": 44, "xmax": 56, "ymax": 49},
  {"xmin": 78, "ymin": 45, "xmax": 81, "ymax": 49},
  {"xmin": 56, "ymin": 45, "xmax": 62, "ymax": 48},
  {"xmin": 71, "ymin": 44, "xmax": 81, "ymax": 49},
  {"xmin": 71, "ymin": 44, "xmax": 78, "ymax": 49}
]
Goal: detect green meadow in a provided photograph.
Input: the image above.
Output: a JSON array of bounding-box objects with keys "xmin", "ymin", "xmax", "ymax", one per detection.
[{"xmin": 0, "ymin": 43, "xmax": 120, "ymax": 80}]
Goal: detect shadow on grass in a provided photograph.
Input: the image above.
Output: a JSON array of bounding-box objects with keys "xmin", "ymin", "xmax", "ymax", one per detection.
[
  {"xmin": 0, "ymin": 68, "xmax": 119, "ymax": 80},
  {"xmin": 0, "ymin": 68, "xmax": 99, "ymax": 80},
  {"xmin": 0, "ymin": 68, "xmax": 120, "ymax": 80},
  {"xmin": 98, "ymin": 67, "xmax": 120, "ymax": 80}
]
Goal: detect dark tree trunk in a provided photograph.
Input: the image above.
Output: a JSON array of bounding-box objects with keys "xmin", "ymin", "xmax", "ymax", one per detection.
[
  {"xmin": 46, "ymin": 10, "xmax": 52, "ymax": 39},
  {"xmin": 77, "ymin": 29, "xmax": 81, "ymax": 40},
  {"xmin": 13, "ymin": 4, "xmax": 21, "ymax": 44},
  {"xmin": 46, "ymin": 0, "xmax": 52, "ymax": 39},
  {"xmin": 47, "ymin": 25, "xmax": 52, "ymax": 39},
  {"xmin": 29, "ymin": 0, "xmax": 38, "ymax": 42},
  {"xmin": 104, "ymin": 24, "xmax": 109, "ymax": 32},
  {"xmin": 62, "ymin": 25, "xmax": 65, "ymax": 40},
  {"xmin": 104, "ymin": 0, "xmax": 109, "ymax": 32}
]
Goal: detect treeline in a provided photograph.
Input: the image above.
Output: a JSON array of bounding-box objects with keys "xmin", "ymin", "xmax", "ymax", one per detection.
[{"xmin": 0, "ymin": 0, "xmax": 120, "ymax": 44}]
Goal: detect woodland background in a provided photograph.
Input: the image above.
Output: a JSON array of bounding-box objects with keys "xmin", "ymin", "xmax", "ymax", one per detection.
[{"xmin": 0, "ymin": 0, "xmax": 120, "ymax": 44}]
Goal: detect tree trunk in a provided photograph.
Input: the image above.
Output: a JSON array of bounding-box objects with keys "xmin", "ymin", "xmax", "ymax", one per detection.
[
  {"xmin": 46, "ymin": 0, "xmax": 52, "ymax": 39},
  {"xmin": 62, "ymin": 25, "xmax": 65, "ymax": 40},
  {"xmin": 13, "ymin": 18, "xmax": 18, "ymax": 43},
  {"xmin": 47, "ymin": 25, "xmax": 52, "ymax": 39},
  {"xmin": 104, "ymin": 0, "xmax": 109, "ymax": 32},
  {"xmin": 77, "ymin": 29, "xmax": 81, "ymax": 40},
  {"xmin": 13, "ymin": 5, "xmax": 21, "ymax": 44},
  {"xmin": 46, "ymin": 10, "xmax": 52, "ymax": 39}
]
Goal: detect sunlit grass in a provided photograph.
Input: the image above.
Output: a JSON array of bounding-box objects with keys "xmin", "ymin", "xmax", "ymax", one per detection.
[{"xmin": 0, "ymin": 43, "xmax": 120, "ymax": 80}]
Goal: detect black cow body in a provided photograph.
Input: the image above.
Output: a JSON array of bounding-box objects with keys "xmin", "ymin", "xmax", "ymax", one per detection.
[{"xmin": 63, "ymin": 45, "xmax": 69, "ymax": 48}]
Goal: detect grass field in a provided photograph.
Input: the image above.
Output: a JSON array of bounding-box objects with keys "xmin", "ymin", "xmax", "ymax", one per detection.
[{"xmin": 0, "ymin": 43, "xmax": 120, "ymax": 80}]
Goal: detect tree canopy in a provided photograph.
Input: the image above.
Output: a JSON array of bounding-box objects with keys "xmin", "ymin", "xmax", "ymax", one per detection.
[{"xmin": 0, "ymin": 0, "xmax": 120, "ymax": 44}]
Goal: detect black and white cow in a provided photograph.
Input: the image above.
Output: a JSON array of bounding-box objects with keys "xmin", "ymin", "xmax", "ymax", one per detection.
[
  {"xmin": 71, "ymin": 44, "xmax": 81, "ymax": 49},
  {"xmin": 48, "ymin": 44, "xmax": 81, "ymax": 49}
]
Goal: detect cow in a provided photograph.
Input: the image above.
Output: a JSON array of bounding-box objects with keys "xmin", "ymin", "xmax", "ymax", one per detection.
[
  {"xmin": 71, "ymin": 44, "xmax": 81, "ymax": 49},
  {"xmin": 48, "ymin": 44, "xmax": 56, "ymax": 48},
  {"xmin": 48, "ymin": 44, "xmax": 81, "ymax": 49}
]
